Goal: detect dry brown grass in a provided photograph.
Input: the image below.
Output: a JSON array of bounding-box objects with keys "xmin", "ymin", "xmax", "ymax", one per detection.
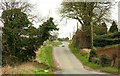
[
  {"xmin": 35, "ymin": 48, "xmax": 42, "ymax": 63},
  {"xmin": 80, "ymin": 48, "xmax": 91, "ymax": 58},
  {"xmin": 1, "ymin": 61, "xmax": 46, "ymax": 74},
  {"xmin": 1, "ymin": 48, "xmax": 45, "ymax": 74}
]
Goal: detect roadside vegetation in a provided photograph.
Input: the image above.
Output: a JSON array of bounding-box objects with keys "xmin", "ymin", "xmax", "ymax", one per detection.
[
  {"xmin": 60, "ymin": 1, "xmax": 119, "ymax": 74},
  {"xmin": 0, "ymin": 0, "xmax": 60, "ymax": 74},
  {"xmin": 2, "ymin": 40, "xmax": 62, "ymax": 74},
  {"xmin": 69, "ymin": 41, "xmax": 119, "ymax": 74},
  {"xmin": 35, "ymin": 45, "xmax": 53, "ymax": 74},
  {"xmin": 1, "ymin": 0, "xmax": 119, "ymax": 75},
  {"xmin": 1, "ymin": 0, "xmax": 59, "ymax": 66},
  {"xmin": 93, "ymin": 32, "xmax": 120, "ymax": 47},
  {"xmin": 35, "ymin": 40, "xmax": 62, "ymax": 74},
  {"xmin": 69, "ymin": 25, "xmax": 119, "ymax": 74}
]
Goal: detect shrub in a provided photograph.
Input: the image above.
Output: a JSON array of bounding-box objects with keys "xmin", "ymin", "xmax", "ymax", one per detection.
[
  {"xmin": 88, "ymin": 48, "xmax": 97, "ymax": 62},
  {"xmin": 89, "ymin": 57, "xmax": 99, "ymax": 64},
  {"xmin": 93, "ymin": 32, "xmax": 120, "ymax": 47},
  {"xmin": 100, "ymin": 54, "xmax": 112, "ymax": 67},
  {"xmin": 93, "ymin": 38, "xmax": 120, "ymax": 47},
  {"xmin": 2, "ymin": 9, "xmax": 58, "ymax": 66},
  {"xmin": 93, "ymin": 57, "xmax": 99, "ymax": 64},
  {"xmin": 80, "ymin": 49, "xmax": 91, "ymax": 58}
]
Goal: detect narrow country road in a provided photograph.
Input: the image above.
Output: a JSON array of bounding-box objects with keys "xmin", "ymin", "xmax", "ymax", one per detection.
[{"xmin": 53, "ymin": 42, "xmax": 104, "ymax": 74}]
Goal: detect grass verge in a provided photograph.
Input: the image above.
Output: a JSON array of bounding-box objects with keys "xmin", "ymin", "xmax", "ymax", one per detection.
[
  {"xmin": 69, "ymin": 42, "xmax": 119, "ymax": 74},
  {"xmin": 35, "ymin": 45, "xmax": 53, "ymax": 74},
  {"xmin": 39, "ymin": 46, "xmax": 53, "ymax": 67},
  {"xmin": 35, "ymin": 40, "xmax": 62, "ymax": 74}
]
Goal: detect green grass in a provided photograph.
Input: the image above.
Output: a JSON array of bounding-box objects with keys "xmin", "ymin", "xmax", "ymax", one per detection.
[
  {"xmin": 35, "ymin": 40, "xmax": 62, "ymax": 74},
  {"xmin": 39, "ymin": 46, "xmax": 53, "ymax": 66},
  {"xmin": 35, "ymin": 68, "xmax": 53, "ymax": 74},
  {"xmin": 69, "ymin": 42, "xmax": 119, "ymax": 74},
  {"xmin": 35, "ymin": 45, "xmax": 53, "ymax": 74},
  {"xmin": 102, "ymin": 67, "xmax": 119, "ymax": 74}
]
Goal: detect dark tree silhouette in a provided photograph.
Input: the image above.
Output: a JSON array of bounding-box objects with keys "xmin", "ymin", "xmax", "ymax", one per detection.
[{"xmin": 109, "ymin": 21, "xmax": 118, "ymax": 33}]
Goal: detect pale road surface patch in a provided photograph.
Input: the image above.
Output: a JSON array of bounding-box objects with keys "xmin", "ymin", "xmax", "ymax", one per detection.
[{"xmin": 53, "ymin": 42, "xmax": 106, "ymax": 74}]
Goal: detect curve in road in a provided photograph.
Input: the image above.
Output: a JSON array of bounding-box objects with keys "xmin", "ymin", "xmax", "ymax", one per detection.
[{"xmin": 53, "ymin": 42, "xmax": 105, "ymax": 74}]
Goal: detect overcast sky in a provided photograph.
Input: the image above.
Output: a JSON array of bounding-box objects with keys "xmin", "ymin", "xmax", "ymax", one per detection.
[{"xmin": 0, "ymin": 0, "xmax": 119, "ymax": 38}]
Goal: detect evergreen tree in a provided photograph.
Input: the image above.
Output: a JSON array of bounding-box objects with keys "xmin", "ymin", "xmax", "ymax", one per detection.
[
  {"xmin": 38, "ymin": 17, "xmax": 58, "ymax": 44},
  {"xmin": 2, "ymin": 9, "xmax": 33, "ymax": 65},
  {"xmin": 109, "ymin": 21, "xmax": 118, "ymax": 33}
]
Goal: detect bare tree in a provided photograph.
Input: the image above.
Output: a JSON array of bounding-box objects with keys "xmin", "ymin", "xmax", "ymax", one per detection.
[
  {"xmin": 60, "ymin": 2, "xmax": 112, "ymax": 28},
  {"xmin": 0, "ymin": 0, "xmax": 31, "ymax": 11},
  {"xmin": 0, "ymin": 0, "xmax": 37, "ymax": 23},
  {"xmin": 59, "ymin": 1, "xmax": 113, "ymax": 48}
]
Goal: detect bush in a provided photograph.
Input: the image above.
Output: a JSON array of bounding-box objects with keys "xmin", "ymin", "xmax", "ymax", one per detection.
[
  {"xmin": 80, "ymin": 49, "xmax": 91, "ymax": 58},
  {"xmin": 93, "ymin": 38, "xmax": 120, "ymax": 47},
  {"xmin": 89, "ymin": 57, "xmax": 99, "ymax": 64},
  {"xmin": 92, "ymin": 57, "xmax": 99, "ymax": 64},
  {"xmin": 88, "ymin": 48, "xmax": 97, "ymax": 62},
  {"xmin": 2, "ymin": 9, "xmax": 58, "ymax": 66},
  {"xmin": 100, "ymin": 54, "xmax": 112, "ymax": 67},
  {"xmin": 1, "ymin": 9, "xmax": 39, "ymax": 66},
  {"xmin": 93, "ymin": 32, "xmax": 120, "ymax": 47}
]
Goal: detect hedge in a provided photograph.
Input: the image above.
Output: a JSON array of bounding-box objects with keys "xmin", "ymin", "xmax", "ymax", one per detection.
[
  {"xmin": 93, "ymin": 32, "xmax": 120, "ymax": 47},
  {"xmin": 95, "ymin": 32, "xmax": 120, "ymax": 39}
]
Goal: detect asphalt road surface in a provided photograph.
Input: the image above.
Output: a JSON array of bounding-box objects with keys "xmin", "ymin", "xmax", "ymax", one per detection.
[{"xmin": 53, "ymin": 42, "xmax": 105, "ymax": 74}]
